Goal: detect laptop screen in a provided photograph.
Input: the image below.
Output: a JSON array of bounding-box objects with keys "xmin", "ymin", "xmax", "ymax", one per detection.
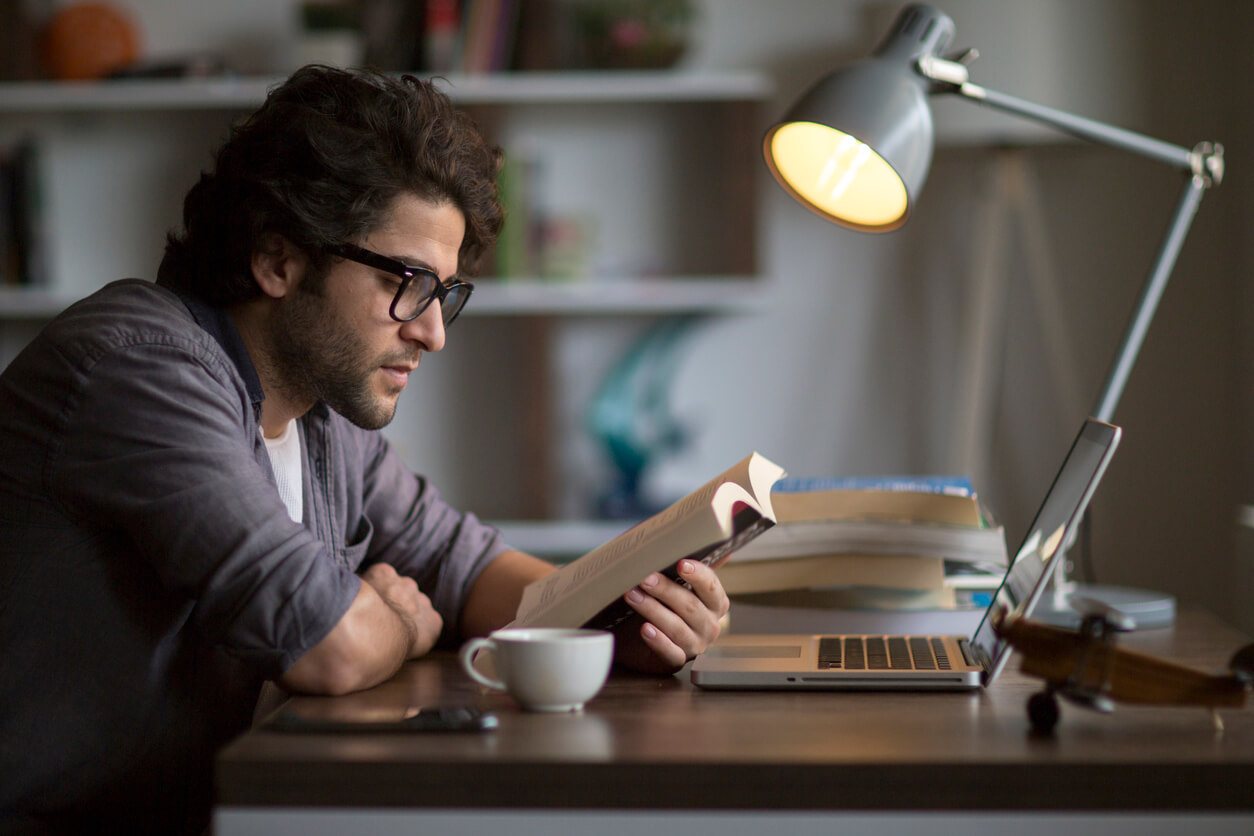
[{"xmin": 969, "ymin": 419, "xmax": 1121, "ymax": 684}]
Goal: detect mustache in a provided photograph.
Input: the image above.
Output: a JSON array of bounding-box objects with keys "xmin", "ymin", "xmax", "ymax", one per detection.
[{"xmin": 379, "ymin": 350, "xmax": 422, "ymax": 368}]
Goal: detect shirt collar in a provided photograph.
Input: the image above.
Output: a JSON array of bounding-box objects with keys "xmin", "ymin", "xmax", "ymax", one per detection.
[{"xmin": 159, "ymin": 281, "xmax": 266, "ymax": 415}]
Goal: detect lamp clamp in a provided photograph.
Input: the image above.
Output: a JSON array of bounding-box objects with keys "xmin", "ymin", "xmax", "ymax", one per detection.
[{"xmin": 916, "ymin": 53, "xmax": 970, "ymax": 87}]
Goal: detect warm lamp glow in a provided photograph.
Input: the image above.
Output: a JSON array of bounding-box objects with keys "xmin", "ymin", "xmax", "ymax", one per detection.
[{"xmin": 766, "ymin": 121, "xmax": 909, "ymax": 230}]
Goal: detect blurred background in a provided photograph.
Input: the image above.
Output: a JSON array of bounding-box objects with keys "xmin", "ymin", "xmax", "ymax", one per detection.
[{"xmin": 1, "ymin": 0, "xmax": 1250, "ymax": 633}]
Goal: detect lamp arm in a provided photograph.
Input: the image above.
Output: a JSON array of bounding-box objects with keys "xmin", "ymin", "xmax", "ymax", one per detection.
[
  {"xmin": 918, "ymin": 53, "xmax": 1224, "ymax": 422},
  {"xmin": 961, "ymin": 84, "xmax": 1195, "ymax": 169},
  {"xmin": 917, "ymin": 54, "xmax": 1222, "ymax": 179},
  {"xmin": 1090, "ymin": 174, "xmax": 1207, "ymax": 422}
]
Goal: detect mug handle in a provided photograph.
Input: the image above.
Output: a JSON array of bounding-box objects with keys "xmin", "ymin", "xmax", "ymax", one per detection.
[{"xmin": 459, "ymin": 638, "xmax": 506, "ymax": 691}]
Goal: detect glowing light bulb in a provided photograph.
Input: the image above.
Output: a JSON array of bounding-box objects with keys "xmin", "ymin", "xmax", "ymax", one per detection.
[{"xmin": 767, "ymin": 122, "xmax": 909, "ymax": 229}]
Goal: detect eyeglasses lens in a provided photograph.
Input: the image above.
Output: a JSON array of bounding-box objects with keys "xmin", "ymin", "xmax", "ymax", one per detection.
[
  {"xmin": 391, "ymin": 273, "xmax": 436, "ymax": 321},
  {"xmin": 441, "ymin": 285, "xmax": 471, "ymax": 325}
]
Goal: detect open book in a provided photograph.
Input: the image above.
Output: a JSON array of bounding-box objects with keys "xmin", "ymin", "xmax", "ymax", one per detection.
[{"xmin": 508, "ymin": 452, "xmax": 786, "ymax": 630}]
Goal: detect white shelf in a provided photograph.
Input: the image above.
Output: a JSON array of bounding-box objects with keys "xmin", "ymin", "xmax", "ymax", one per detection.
[
  {"xmin": 0, "ymin": 278, "xmax": 769, "ymax": 320},
  {"xmin": 0, "ymin": 71, "xmax": 772, "ymax": 114},
  {"xmin": 470, "ymin": 277, "xmax": 768, "ymax": 315},
  {"xmin": 0, "ymin": 287, "xmax": 82, "ymax": 318},
  {"xmin": 437, "ymin": 70, "xmax": 773, "ymax": 103}
]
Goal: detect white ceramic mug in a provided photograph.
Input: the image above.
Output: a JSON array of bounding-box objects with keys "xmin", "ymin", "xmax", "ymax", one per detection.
[{"xmin": 459, "ymin": 628, "xmax": 614, "ymax": 712}]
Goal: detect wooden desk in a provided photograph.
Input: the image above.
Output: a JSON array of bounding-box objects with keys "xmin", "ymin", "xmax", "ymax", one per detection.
[{"xmin": 216, "ymin": 608, "xmax": 1254, "ymax": 835}]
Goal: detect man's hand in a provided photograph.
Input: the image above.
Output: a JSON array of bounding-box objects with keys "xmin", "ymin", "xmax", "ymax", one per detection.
[
  {"xmin": 615, "ymin": 559, "xmax": 729, "ymax": 674},
  {"xmin": 360, "ymin": 562, "xmax": 442, "ymax": 659}
]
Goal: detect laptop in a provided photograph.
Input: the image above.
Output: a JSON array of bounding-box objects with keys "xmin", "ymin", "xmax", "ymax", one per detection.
[{"xmin": 691, "ymin": 418, "xmax": 1121, "ymax": 691}]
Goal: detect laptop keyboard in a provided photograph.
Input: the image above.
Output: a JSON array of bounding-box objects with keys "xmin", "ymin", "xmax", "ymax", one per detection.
[{"xmin": 817, "ymin": 636, "xmax": 952, "ymax": 671}]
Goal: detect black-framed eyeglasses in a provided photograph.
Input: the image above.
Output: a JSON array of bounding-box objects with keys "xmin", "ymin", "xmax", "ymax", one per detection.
[{"xmin": 326, "ymin": 242, "xmax": 473, "ymax": 326}]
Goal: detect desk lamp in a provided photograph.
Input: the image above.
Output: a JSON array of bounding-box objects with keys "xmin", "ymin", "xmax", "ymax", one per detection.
[{"xmin": 765, "ymin": 3, "xmax": 1224, "ymax": 629}]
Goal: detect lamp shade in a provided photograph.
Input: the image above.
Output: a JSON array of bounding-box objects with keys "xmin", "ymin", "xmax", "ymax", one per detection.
[{"xmin": 764, "ymin": 4, "xmax": 955, "ymax": 231}]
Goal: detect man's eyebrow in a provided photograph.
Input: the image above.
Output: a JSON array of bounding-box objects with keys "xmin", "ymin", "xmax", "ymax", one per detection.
[{"xmin": 388, "ymin": 253, "xmax": 450, "ymax": 280}]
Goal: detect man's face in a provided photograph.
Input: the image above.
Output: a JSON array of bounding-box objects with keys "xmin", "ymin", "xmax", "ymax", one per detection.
[{"xmin": 268, "ymin": 194, "xmax": 466, "ymax": 430}]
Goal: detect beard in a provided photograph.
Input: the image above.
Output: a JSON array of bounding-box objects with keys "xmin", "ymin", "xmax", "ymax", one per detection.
[{"xmin": 264, "ymin": 281, "xmax": 417, "ymax": 430}]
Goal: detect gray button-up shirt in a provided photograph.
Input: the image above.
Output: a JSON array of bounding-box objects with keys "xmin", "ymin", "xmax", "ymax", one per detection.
[{"xmin": 0, "ymin": 279, "xmax": 508, "ymax": 833}]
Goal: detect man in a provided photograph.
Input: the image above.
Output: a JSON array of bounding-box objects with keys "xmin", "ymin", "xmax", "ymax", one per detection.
[{"xmin": 0, "ymin": 66, "xmax": 728, "ymax": 835}]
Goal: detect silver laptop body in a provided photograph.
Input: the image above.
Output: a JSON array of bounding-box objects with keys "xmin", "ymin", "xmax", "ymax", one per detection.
[{"xmin": 691, "ymin": 418, "xmax": 1122, "ymax": 691}]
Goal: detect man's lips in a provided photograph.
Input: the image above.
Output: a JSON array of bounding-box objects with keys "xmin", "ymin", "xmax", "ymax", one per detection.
[{"xmin": 381, "ymin": 363, "xmax": 417, "ymax": 386}]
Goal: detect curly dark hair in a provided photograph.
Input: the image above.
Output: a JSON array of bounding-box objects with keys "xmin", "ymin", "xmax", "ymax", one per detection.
[{"xmin": 159, "ymin": 65, "xmax": 503, "ymax": 305}]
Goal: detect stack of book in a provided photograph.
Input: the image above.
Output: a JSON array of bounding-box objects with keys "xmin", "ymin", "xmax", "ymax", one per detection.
[{"xmin": 718, "ymin": 476, "xmax": 1007, "ymax": 622}]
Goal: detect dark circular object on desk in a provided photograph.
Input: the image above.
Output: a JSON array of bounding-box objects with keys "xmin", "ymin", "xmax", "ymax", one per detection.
[
  {"xmin": 1227, "ymin": 642, "xmax": 1254, "ymax": 684},
  {"xmin": 1027, "ymin": 690, "xmax": 1060, "ymax": 735}
]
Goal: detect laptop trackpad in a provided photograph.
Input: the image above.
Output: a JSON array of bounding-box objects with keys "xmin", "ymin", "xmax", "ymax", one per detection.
[{"xmin": 705, "ymin": 644, "xmax": 802, "ymax": 659}]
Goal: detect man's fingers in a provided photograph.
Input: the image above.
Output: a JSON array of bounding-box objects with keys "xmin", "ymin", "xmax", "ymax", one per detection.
[
  {"xmin": 622, "ymin": 561, "xmax": 727, "ymax": 660},
  {"xmin": 361, "ymin": 561, "xmax": 400, "ymax": 587},
  {"xmin": 625, "ymin": 581, "xmax": 699, "ymax": 649},
  {"xmin": 678, "ymin": 560, "xmax": 730, "ymax": 618},
  {"xmin": 362, "ymin": 563, "xmax": 420, "ymax": 604},
  {"xmin": 636, "ymin": 621, "xmax": 687, "ymax": 670}
]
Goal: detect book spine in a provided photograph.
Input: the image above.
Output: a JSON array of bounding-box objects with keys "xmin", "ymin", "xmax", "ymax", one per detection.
[{"xmin": 422, "ymin": 0, "xmax": 460, "ymax": 74}]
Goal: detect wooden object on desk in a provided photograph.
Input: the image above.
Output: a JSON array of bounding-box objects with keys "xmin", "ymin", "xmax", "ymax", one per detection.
[
  {"xmin": 995, "ymin": 609, "xmax": 1250, "ymax": 708},
  {"xmin": 217, "ymin": 607, "xmax": 1254, "ymax": 815}
]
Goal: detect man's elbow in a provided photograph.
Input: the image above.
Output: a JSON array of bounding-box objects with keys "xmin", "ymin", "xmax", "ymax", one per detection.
[
  {"xmin": 275, "ymin": 578, "xmax": 408, "ymax": 695},
  {"xmin": 279, "ymin": 646, "xmax": 384, "ymax": 696}
]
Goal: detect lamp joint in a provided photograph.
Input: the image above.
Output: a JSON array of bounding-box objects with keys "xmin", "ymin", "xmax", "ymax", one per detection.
[{"xmin": 1190, "ymin": 142, "xmax": 1224, "ymax": 187}]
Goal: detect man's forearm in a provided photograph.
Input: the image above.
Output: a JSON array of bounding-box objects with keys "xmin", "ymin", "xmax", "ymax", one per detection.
[
  {"xmin": 278, "ymin": 579, "xmax": 414, "ymax": 695},
  {"xmin": 459, "ymin": 550, "xmax": 556, "ymax": 637}
]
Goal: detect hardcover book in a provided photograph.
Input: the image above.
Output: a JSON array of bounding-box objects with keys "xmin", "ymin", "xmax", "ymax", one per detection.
[{"xmin": 770, "ymin": 474, "xmax": 984, "ymax": 526}]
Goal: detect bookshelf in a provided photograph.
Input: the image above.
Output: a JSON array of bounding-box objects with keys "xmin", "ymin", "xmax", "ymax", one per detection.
[
  {"xmin": 0, "ymin": 71, "xmax": 770, "ymax": 312},
  {"xmin": 0, "ymin": 69, "xmax": 773, "ymax": 533}
]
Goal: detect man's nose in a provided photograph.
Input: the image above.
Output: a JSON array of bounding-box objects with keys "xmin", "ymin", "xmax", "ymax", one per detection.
[{"xmin": 400, "ymin": 300, "xmax": 446, "ymax": 352}]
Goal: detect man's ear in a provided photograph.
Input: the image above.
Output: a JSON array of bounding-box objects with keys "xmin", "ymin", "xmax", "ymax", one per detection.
[{"xmin": 251, "ymin": 233, "xmax": 307, "ymax": 299}]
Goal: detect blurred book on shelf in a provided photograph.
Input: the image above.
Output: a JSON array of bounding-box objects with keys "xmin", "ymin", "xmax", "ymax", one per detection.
[
  {"xmin": 0, "ymin": 1, "xmax": 42, "ymax": 82},
  {"xmin": 436, "ymin": 0, "xmax": 522, "ymax": 74},
  {"xmin": 0, "ymin": 139, "xmax": 46, "ymax": 288},
  {"xmin": 411, "ymin": 0, "xmax": 695, "ymax": 75}
]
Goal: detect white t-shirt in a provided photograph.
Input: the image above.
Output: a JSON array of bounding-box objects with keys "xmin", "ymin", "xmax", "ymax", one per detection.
[{"xmin": 262, "ymin": 419, "xmax": 303, "ymax": 523}]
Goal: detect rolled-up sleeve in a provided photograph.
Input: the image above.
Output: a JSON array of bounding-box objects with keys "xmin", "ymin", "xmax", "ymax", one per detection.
[{"xmin": 354, "ymin": 430, "xmax": 510, "ymax": 643}]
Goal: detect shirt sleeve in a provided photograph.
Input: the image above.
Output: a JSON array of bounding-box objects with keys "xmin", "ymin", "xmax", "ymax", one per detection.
[
  {"xmin": 48, "ymin": 338, "xmax": 359, "ymax": 678},
  {"xmin": 354, "ymin": 430, "xmax": 510, "ymax": 644}
]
